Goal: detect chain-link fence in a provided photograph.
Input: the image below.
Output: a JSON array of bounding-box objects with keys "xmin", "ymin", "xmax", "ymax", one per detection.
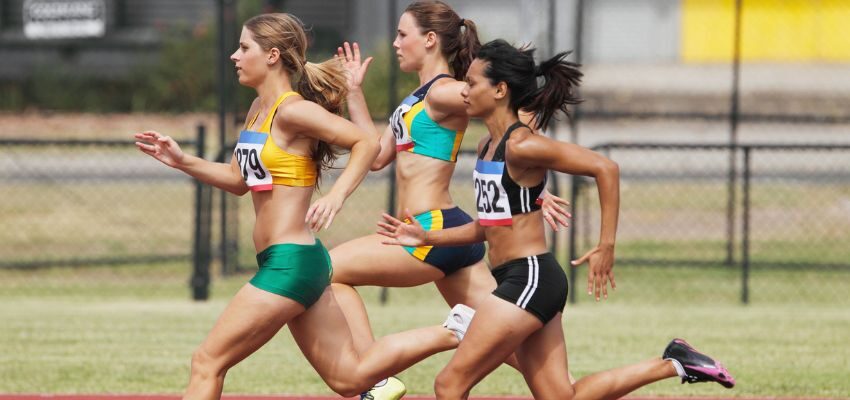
[
  {"xmin": 0, "ymin": 128, "xmax": 210, "ymax": 298},
  {"xmin": 2, "ymin": 136, "xmax": 847, "ymax": 305},
  {"xmin": 568, "ymin": 143, "xmax": 850, "ymax": 305}
]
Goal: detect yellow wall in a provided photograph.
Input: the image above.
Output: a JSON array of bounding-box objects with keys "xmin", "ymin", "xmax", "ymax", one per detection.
[{"xmin": 682, "ymin": 0, "xmax": 850, "ymax": 62}]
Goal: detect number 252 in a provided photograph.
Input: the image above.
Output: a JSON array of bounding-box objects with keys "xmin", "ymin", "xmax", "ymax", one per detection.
[{"xmin": 475, "ymin": 178, "xmax": 505, "ymax": 213}]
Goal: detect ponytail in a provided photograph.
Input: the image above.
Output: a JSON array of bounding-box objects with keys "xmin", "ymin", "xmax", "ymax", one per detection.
[
  {"xmin": 298, "ymin": 59, "xmax": 348, "ymax": 115},
  {"xmin": 452, "ymin": 19, "xmax": 481, "ymax": 80},
  {"xmin": 298, "ymin": 59, "xmax": 348, "ymax": 179},
  {"xmin": 524, "ymin": 52, "xmax": 582, "ymax": 130},
  {"xmin": 477, "ymin": 39, "xmax": 582, "ymax": 131}
]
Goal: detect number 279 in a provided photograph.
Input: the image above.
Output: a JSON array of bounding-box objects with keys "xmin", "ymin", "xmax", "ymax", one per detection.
[{"xmin": 235, "ymin": 148, "xmax": 266, "ymax": 180}]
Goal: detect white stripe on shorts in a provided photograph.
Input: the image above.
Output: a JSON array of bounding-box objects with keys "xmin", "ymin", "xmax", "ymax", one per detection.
[{"xmin": 516, "ymin": 255, "xmax": 539, "ymax": 309}]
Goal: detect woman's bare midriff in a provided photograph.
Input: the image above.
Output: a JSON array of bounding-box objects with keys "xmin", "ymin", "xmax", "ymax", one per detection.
[
  {"xmin": 250, "ymin": 185, "xmax": 315, "ymax": 252},
  {"xmin": 483, "ymin": 212, "xmax": 549, "ymax": 268},
  {"xmin": 395, "ymin": 152, "xmax": 458, "ymax": 216}
]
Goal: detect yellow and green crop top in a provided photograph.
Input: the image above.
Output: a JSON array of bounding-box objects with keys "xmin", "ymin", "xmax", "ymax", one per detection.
[
  {"xmin": 389, "ymin": 74, "xmax": 465, "ymax": 162},
  {"xmin": 234, "ymin": 91, "xmax": 317, "ymax": 190}
]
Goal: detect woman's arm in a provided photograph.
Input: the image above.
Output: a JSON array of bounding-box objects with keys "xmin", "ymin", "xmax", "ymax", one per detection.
[
  {"xmin": 134, "ymin": 131, "xmax": 248, "ymax": 196},
  {"xmin": 508, "ymin": 132, "xmax": 620, "ymax": 301},
  {"xmin": 377, "ymin": 210, "xmax": 486, "ymax": 247},
  {"xmin": 337, "ymin": 42, "xmax": 396, "ymax": 171},
  {"xmin": 518, "ymin": 110, "xmax": 572, "ymax": 230},
  {"xmin": 282, "ymin": 100, "xmax": 380, "ymax": 230},
  {"xmin": 371, "ymin": 125, "xmax": 397, "ymax": 171},
  {"xmin": 427, "ymin": 79, "xmax": 468, "ymax": 118}
]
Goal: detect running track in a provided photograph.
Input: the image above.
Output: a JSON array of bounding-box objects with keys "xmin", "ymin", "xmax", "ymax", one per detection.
[{"xmin": 0, "ymin": 396, "xmax": 840, "ymax": 400}]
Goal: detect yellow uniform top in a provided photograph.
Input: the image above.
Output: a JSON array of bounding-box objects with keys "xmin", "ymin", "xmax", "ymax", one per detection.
[{"xmin": 234, "ymin": 92, "xmax": 317, "ymax": 190}]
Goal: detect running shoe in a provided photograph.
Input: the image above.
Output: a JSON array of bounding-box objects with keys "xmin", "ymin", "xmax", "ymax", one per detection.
[
  {"xmin": 663, "ymin": 338, "xmax": 735, "ymax": 388},
  {"xmin": 443, "ymin": 303, "xmax": 475, "ymax": 341},
  {"xmin": 360, "ymin": 376, "xmax": 406, "ymax": 400}
]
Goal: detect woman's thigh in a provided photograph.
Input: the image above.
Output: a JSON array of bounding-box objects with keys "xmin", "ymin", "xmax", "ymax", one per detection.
[
  {"xmin": 434, "ymin": 260, "xmax": 496, "ymax": 308},
  {"xmin": 288, "ymin": 286, "xmax": 360, "ymax": 380},
  {"xmin": 438, "ymin": 295, "xmax": 543, "ymax": 391},
  {"xmin": 197, "ymin": 283, "xmax": 306, "ymax": 370},
  {"xmin": 330, "ymin": 233, "xmax": 444, "ymax": 287},
  {"xmin": 515, "ymin": 313, "xmax": 573, "ymax": 400}
]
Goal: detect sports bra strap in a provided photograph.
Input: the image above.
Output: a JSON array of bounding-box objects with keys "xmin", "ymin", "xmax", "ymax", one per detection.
[
  {"xmin": 428, "ymin": 73, "xmax": 453, "ymax": 85},
  {"xmin": 479, "ymin": 120, "xmax": 528, "ymax": 158},
  {"xmin": 244, "ymin": 91, "xmax": 300, "ymax": 132}
]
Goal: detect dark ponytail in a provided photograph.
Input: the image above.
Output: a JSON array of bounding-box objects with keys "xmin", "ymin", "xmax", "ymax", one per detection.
[
  {"xmin": 405, "ymin": 1, "xmax": 481, "ymax": 79},
  {"xmin": 476, "ymin": 39, "xmax": 582, "ymax": 130}
]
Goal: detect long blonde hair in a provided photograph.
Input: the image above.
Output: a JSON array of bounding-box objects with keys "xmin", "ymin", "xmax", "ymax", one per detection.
[{"xmin": 244, "ymin": 13, "xmax": 347, "ymax": 178}]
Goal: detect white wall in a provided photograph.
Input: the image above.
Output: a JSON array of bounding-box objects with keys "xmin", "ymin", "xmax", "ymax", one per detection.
[{"xmin": 352, "ymin": 0, "xmax": 680, "ymax": 64}]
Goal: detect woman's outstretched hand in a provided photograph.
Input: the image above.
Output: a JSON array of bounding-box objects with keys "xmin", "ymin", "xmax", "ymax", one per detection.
[
  {"xmin": 134, "ymin": 131, "xmax": 185, "ymax": 168},
  {"xmin": 571, "ymin": 244, "xmax": 616, "ymax": 301},
  {"xmin": 336, "ymin": 41, "xmax": 373, "ymax": 91},
  {"xmin": 377, "ymin": 209, "xmax": 427, "ymax": 247},
  {"xmin": 540, "ymin": 191, "xmax": 571, "ymax": 231}
]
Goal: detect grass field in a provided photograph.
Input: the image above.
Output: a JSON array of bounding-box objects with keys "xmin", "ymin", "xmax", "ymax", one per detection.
[{"xmin": 1, "ymin": 262, "xmax": 849, "ymax": 398}]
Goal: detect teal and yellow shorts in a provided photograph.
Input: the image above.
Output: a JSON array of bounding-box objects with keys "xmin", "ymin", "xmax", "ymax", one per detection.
[
  {"xmin": 250, "ymin": 239, "xmax": 333, "ymax": 308},
  {"xmin": 403, "ymin": 207, "xmax": 485, "ymax": 276}
]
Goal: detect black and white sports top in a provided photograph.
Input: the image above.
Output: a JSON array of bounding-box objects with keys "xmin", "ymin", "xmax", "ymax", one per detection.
[{"xmin": 473, "ymin": 121, "xmax": 546, "ymax": 226}]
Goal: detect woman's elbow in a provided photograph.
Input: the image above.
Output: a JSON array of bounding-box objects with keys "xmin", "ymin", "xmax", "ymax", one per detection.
[
  {"xmin": 228, "ymin": 183, "xmax": 250, "ymax": 196},
  {"xmin": 370, "ymin": 155, "xmax": 391, "ymax": 171},
  {"xmin": 369, "ymin": 144, "xmax": 393, "ymax": 171},
  {"xmin": 605, "ymin": 159, "xmax": 620, "ymax": 178},
  {"xmin": 367, "ymin": 135, "xmax": 381, "ymax": 159},
  {"xmin": 593, "ymin": 159, "xmax": 619, "ymax": 181}
]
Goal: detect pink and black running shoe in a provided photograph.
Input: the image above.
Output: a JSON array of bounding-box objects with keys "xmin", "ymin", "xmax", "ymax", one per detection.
[{"xmin": 663, "ymin": 338, "xmax": 735, "ymax": 388}]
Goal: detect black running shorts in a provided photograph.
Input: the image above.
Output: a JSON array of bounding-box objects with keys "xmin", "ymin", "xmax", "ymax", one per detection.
[{"xmin": 491, "ymin": 252, "xmax": 568, "ymax": 324}]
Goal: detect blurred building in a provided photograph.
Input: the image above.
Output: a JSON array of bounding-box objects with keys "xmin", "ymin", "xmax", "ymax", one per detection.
[
  {"xmin": 2, "ymin": 0, "xmax": 849, "ymax": 82},
  {"xmin": 1, "ymin": 0, "xmax": 848, "ymax": 118},
  {"xmin": 0, "ymin": 0, "xmax": 215, "ymax": 80},
  {"xmin": 0, "ymin": 0, "xmax": 353, "ymax": 81}
]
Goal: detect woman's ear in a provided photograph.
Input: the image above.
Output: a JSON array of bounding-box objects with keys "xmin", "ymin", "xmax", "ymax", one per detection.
[
  {"xmin": 267, "ymin": 48, "xmax": 281, "ymax": 65},
  {"xmin": 495, "ymin": 81, "xmax": 509, "ymax": 100},
  {"xmin": 424, "ymin": 31, "xmax": 438, "ymax": 50}
]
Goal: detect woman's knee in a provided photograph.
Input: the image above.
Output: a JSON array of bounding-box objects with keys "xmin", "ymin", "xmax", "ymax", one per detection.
[
  {"xmin": 190, "ymin": 347, "xmax": 227, "ymax": 380},
  {"xmin": 528, "ymin": 379, "xmax": 575, "ymax": 400},
  {"xmin": 324, "ymin": 375, "xmax": 366, "ymax": 398},
  {"xmin": 434, "ymin": 369, "xmax": 465, "ymax": 399}
]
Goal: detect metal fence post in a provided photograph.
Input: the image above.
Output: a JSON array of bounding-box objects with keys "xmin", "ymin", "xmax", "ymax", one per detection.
[
  {"xmin": 567, "ymin": 0, "xmax": 585, "ymax": 305},
  {"xmin": 726, "ymin": 0, "xmax": 743, "ymax": 266},
  {"xmin": 192, "ymin": 125, "xmax": 212, "ymax": 301},
  {"xmin": 380, "ymin": 0, "xmax": 400, "ymax": 306},
  {"xmin": 741, "ymin": 146, "xmax": 751, "ymax": 304}
]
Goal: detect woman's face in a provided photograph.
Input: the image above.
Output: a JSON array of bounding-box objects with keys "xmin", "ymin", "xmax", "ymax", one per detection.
[
  {"xmin": 392, "ymin": 12, "xmax": 428, "ymax": 72},
  {"xmin": 462, "ymin": 59, "xmax": 499, "ymax": 119},
  {"xmin": 230, "ymin": 27, "xmax": 268, "ymax": 87}
]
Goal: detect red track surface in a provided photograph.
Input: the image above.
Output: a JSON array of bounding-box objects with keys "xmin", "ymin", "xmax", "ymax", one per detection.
[{"xmin": 0, "ymin": 395, "xmax": 844, "ymax": 400}]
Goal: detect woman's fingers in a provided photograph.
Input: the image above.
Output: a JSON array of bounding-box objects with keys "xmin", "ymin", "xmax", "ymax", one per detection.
[
  {"xmin": 322, "ymin": 209, "xmax": 336, "ymax": 230},
  {"xmin": 376, "ymin": 221, "xmax": 397, "ymax": 233}
]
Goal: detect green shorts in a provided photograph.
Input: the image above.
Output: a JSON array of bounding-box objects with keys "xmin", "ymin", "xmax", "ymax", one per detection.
[{"xmin": 250, "ymin": 239, "xmax": 333, "ymax": 308}]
